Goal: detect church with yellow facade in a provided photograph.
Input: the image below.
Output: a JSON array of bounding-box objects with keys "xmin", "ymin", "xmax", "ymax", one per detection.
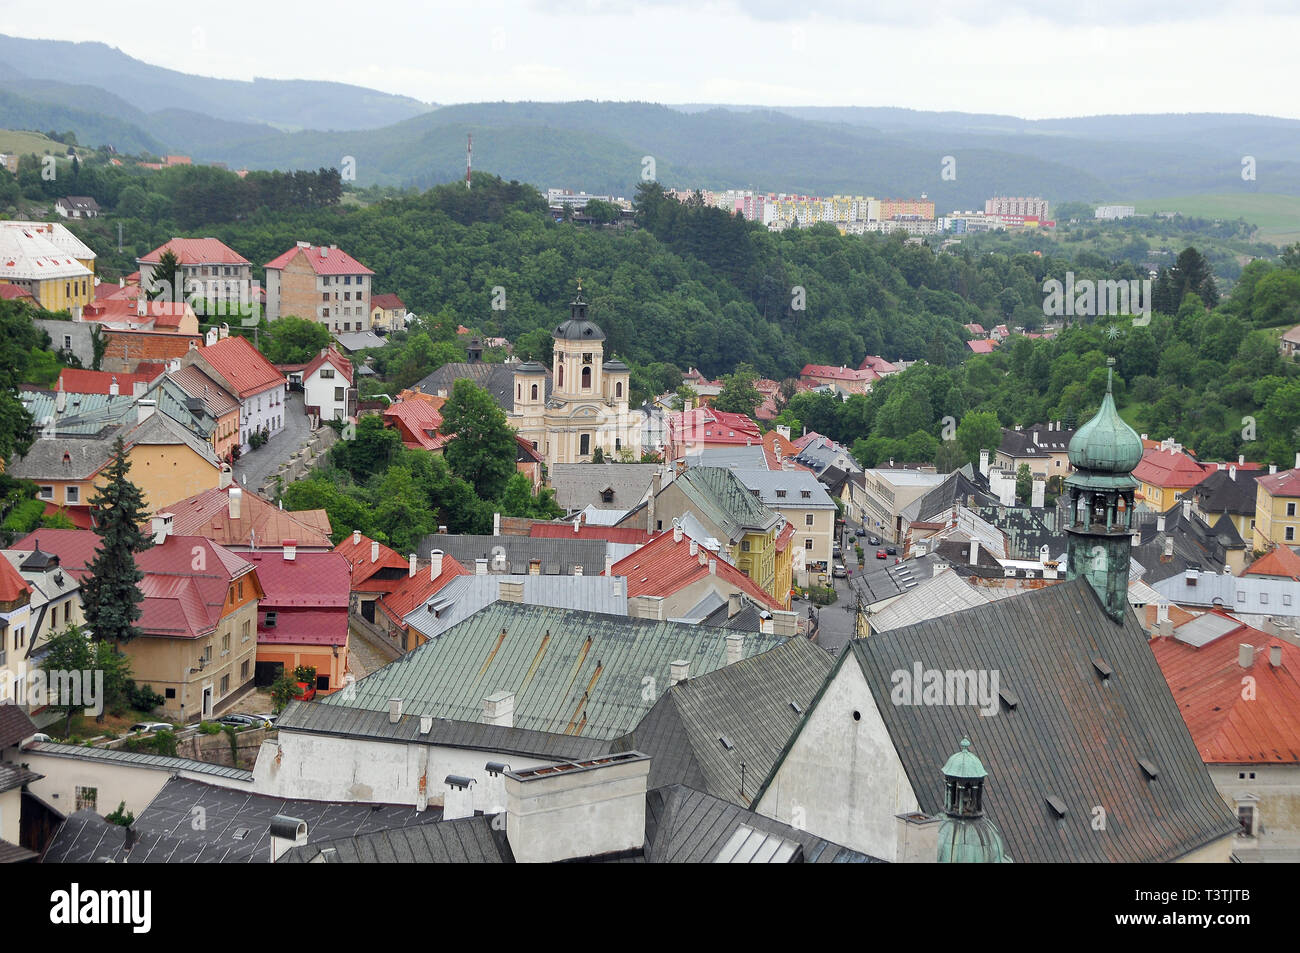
[{"xmin": 509, "ymin": 284, "xmax": 642, "ymax": 467}]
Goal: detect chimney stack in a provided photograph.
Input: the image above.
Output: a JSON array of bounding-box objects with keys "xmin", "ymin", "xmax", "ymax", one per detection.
[
  {"xmin": 442, "ymin": 777, "xmax": 475, "ymax": 821},
  {"xmin": 529, "ymin": 558, "xmax": 541, "ymax": 576},
  {"xmin": 268, "ymin": 816, "xmax": 308, "ymax": 863},
  {"xmin": 978, "ymin": 448, "xmax": 990, "ymax": 477},
  {"xmin": 482, "ymin": 691, "xmax": 515, "ymax": 727},
  {"xmin": 283, "ymin": 539, "xmax": 297, "ymax": 562},
  {"xmin": 670, "ymin": 660, "xmax": 690, "ymax": 686},
  {"xmin": 353, "ymin": 529, "xmax": 361, "ymax": 546},
  {"xmin": 1238, "ymin": 644, "xmax": 1255, "ymax": 669},
  {"xmin": 151, "ymin": 513, "xmax": 173, "ymax": 543},
  {"xmin": 604, "ymin": 554, "xmax": 614, "ymax": 577},
  {"xmin": 409, "ymin": 553, "xmax": 417, "ymax": 577},
  {"xmin": 726, "ymin": 632, "xmax": 744, "ymax": 666},
  {"xmin": 1156, "ymin": 515, "xmax": 1165, "ymax": 532},
  {"xmin": 1271, "ymin": 645, "xmax": 1283, "ymax": 667},
  {"xmin": 219, "ymin": 466, "xmax": 232, "ymax": 490},
  {"xmin": 136, "ymin": 398, "xmax": 156, "ymax": 424},
  {"xmin": 228, "ymin": 486, "xmax": 242, "ymax": 520},
  {"xmin": 388, "ymin": 698, "xmax": 403, "ymax": 723},
  {"xmin": 429, "ymin": 549, "xmax": 444, "ymax": 580},
  {"xmin": 475, "ymin": 558, "xmax": 488, "ymax": 575},
  {"xmin": 689, "ymin": 539, "xmax": 698, "ymax": 557},
  {"xmin": 109, "ymin": 376, "xmax": 119, "ymax": 396},
  {"xmin": 728, "ymin": 592, "xmax": 741, "ymax": 618},
  {"xmin": 371, "ymin": 539, "xmax": 379, "ymax": 563},
  {"xmin": 968, "ymin": 540, "xmax": 979, "ymax": 566},
  {"xmin": 493, "ymin": 511, "xmax": 501, "ymax": 537},
  {"xmin": 1031, "ymin": 479, "xmax": 1045, "ymax": 509},
  {"xmin": 573, "ymin": 564, "xmax": 583, "ymax": 576},
  {"xmin": 708, "ymin": 558, "xmax": 717, "ymax": 576},
  {"xmin": 1182, "ymin": 499, "xmax": 1191, "ymax": 521},
  {"xmin": 498, "ymin": 579, "xmax": 523, "ymax": 603},
  {"xmin": 673, "ymin": 519, "xmax": 682, "ymax": 543}
]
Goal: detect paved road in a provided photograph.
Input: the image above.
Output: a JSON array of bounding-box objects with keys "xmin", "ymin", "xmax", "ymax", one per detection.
[
  {"xmin": 346, "ymin": 620, "xmax": 401, "ymax": 680},
  {"xmin": 232, "ymin": 392, "xmax": 312, "ymax": 492}
]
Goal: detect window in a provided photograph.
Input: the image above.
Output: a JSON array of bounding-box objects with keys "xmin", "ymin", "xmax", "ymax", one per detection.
[
  {"xmin": 241, "ymin": 660, "xmax": 250, "ymax": 680},
  {"xmin": 801, "ymin": 490, "xmax": 811, "ymax": 499},
  {"xmin": 65, "ymin": 486, "xmax": 79, "ymax": 503},
  {"xmin": 531, "ymin": 383, "xmax": 538, "ymax": 401},
  {"xmin": 222, "ymin": 633, "xmax": 230, "ymax": 654},
  {"xmin": 805, "ymin": 514, "xmax": 814, "ymax": 526},
  {"xmin": 616, "ymin": 382, "xmax": 623, "ymax": 398},
  {"xmin": 1289, "ymin": 503, "xmax": 1297, "ymax": 517},
  {"xmin": 741, "ymin": 541, "xmax": 751, "ymax": 552},
  {"xmin": 579, "ymin": 433, "xmax": 591, "ymax": 456},
  {"xmin": 63, "ymin": 334, "xmax": 72, "ymax": 350},
  {"xmin": 1237, "ymin": 804, "xmax": 1257, "ymax": 837},
  {"xmin": 13, "ymin": 626, "xmax": 23, "ymax": 649},
  {"xmin": 165, "ymin": 688, "xmax": 176, "ymax": 699},
  {"xmin": 265, "ymin": 612, "xmax": 277, "ymax": 628},
  {"xmin": 320, "ymin": 368, "xmax": 335, "ymax": 379},
  {"xmin": 75, "ymin": 786, "xmax": 97, "ymax": 813},
  {"xmin": 238, "ymin": 580, "xmax": 244, "ymax": 600},
  {"xmin": 1288, "ymin": 527, "xmax": 1296, "ymax": 542},
  {"xmin": 39, "ymin": 486, "xmax": 53, "ymax": 501},
  {"xmin": 583, "ymin": 353, "xmax": 593, "ymax": 364},
  {"xmin": 322, "ymin": 293, "xmax": 329, "ymax": 302},
  {"xmin": 581, "ymin": 366, "xmax": 592, "ymax": 389},
  {"xmin": 335, "ymin": 387, "xmax": 345, "ymax": 402},
  {"xmin": 776, "ymin": 490, "xmax": 787, "ymax": 498},
  {"xmin": 557, "ymin": 364, "xmax": 564, "ymax": 387},
  {"xmin": 805, "ymin": 539, "xmax": 813, "ymax": 550},
  {"xmin": 220, "ymin": 674, "xmax": 230, "ymax": 695},
  {"xmin": 241, "ymin": 619, "xmax": 250, "ymax": 642}
]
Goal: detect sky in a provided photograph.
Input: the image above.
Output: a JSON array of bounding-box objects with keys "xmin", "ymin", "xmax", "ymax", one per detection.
[{"xmin": 3, "ymin": 0, "xmax": 1298, "ymax": 119}]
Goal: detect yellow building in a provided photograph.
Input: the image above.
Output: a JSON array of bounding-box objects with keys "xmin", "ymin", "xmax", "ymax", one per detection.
[
  {"xmin": 0, "ymin": 222, "xmax": 95, "ymax": 312},
  {"xmin": 8, "ymin": 403, "xmax": 223, "ymax": 519},
  {"xmin": 1253, "ymin": 462, "xmax": 1300, "ymax": 552}
]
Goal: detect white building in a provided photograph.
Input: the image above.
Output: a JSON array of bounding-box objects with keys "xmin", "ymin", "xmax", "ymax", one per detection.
[{"xmin": 301, "ymin": 346, "xmax": 354, "ymax": 422}]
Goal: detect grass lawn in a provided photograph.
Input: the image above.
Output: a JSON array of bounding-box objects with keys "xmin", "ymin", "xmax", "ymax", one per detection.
[
  {"xmin": 0, "ymin": 129, "xmax": 89, "ymax": 159},
  {"xmin": 47, "ymin": 708, "xmax": 160, "ymax": 744},
  {"xmin": 1132, "ymin": 194, "xmax": 1300, "ymax": 246}
]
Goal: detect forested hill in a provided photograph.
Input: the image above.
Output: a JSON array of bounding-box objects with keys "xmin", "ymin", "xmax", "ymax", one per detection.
[{"xmin": 73, "ymin": 174, "xmax": 1167, "ymax": 379}]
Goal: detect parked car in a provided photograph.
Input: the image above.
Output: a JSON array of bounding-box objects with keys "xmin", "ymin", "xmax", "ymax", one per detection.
[
  {"xmin": 869, "ymin": 536, "xmax": 881, "ymax": 546},
  {"xmin": 293, "ymin": 681, "xmax": 317, "ymax": 702},
  {"xmin": 129, "ymin": 722, "xmax": 174, "ymax": 733},
  {"xmin": 876, "ymin": 549, "xmax": 887, "ymax": 559},
  {"xmin": 833, "ymin": 563, "xmax": 848, "ymax": 578},
  {"xmin": 886, "ymin": 546, "xmax": 898, "ymax": 555},
  {"xmin": 833, "ymin": 545, "xmax": 842, "ymax": 558},
  {"xmin": 218, "ymin": 713, "xmax": 272, "ymax": 729},
  {"xmin": 855, "ymin": 528, "xmax": 866, "ymax": 537},
  {"xmin": 251, "ymin": 713, "xmax": 278, "ymax": 726},
  {"xmin": 27, "ymin": 733, "xmax": 51, "ymax": 743}
]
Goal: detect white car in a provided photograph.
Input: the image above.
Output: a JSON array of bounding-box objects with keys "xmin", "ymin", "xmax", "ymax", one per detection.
[{"xmin": 129, "ymin": 721, "xmax": 174, "ymax": 733}]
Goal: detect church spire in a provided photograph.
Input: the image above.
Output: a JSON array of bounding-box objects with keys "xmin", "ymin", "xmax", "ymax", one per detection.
[{"xmin": 936, "ymin": 738, "xmax": 1012, "ymax": 863}]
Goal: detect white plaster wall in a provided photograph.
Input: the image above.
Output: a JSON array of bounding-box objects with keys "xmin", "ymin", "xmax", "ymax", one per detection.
[
  {"xmin": 241, "ymin": 384, "xmax": 286, "ymax": 448},
  {"xmin": 1210, "ymin": 762, "xmax": 1300, "ymax": 858},
  {"xmin": 304, "ymin": 371, "xmax": 347, "ymax": 422},
  {"xmin": 251, "ymin": 731, "xmax": 564, "ymax": 813},
  {"xmin": 755, "ymin": 658, "xmax": 918, "ymax": 861},
  {"xmin": 0, "ymin": 786, "xmax": 19, "ymax": 844}
]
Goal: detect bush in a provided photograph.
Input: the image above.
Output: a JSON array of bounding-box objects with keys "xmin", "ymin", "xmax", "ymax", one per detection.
[
  {"xmin": 126, "ymin": 681, "xmax": 164, "ymax": 713},
  {"xmin": 198, "ymin": 721, "xmax": 222, "ymax": 735},
  {"xmin": 106, "ymin": 801, "xmax": 134, "ymax": 827},
  {"xmin": 808, "ymin": 586, "xmax": 838, "ymax": 606}
]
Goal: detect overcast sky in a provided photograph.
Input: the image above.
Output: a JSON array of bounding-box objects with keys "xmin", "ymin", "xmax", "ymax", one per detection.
[{"xmin": 5, "ymin": 0, "xmax": 1298, "ymax": 119}]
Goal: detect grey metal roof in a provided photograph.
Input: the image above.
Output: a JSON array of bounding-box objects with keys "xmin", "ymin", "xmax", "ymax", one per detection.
[
  {"xmin": 23, "ymin": 741, "xmax": 254, "ymax": 781},
  {"xmin": 315, "ymin": 601, "xmax": 787, "ymax": 740},
  {"xmin": 902, "ymin": 469, "xmax": 1000, "ymax": 524},
  {"xmin": 641, "ymin": 785, "xmax": 878, "ymax": 863},
  {"xmin": 1150, "ymin": 571, "xmax": 1300, "ymax": 617},
  {"xmin": 549, "ymin": 463, "xmax": 659, "ymax": 512},
  {"xmin": 683, "ymin": 445, "xmax": 768, "ymax": 470},
  {"xmin": 732, "ymin": 468, "xmax": 837, "ymax": 509},
  {"xmin": 612, "ymin": 637, "xmax": 831, "ymax": 806},
  {"xmin": 0, "ymin": 763, "xmax": 41, "ymax": 795},
  {"xmin": 868, "ymin": 567, "xmax": 1021, "ymax": 632},
  {"xmin": 414, "ymin": 362, "xmax": 550, "ymax": 412},
  {"xmin": 277, "ymin": 815, "xmax": 512, "ymax": 863},
  {"xmin": 776, "ymin": 577, "xmax": 1240, "ymax": 863},
  {"xmin": 334, "ymin": 330, "xmax": 389, "ymax": 352},
  {"xmin": 275, "ymin": 702, "xmax": 610, "ymax": 761},
  {"xmin": 1188, "ymin": 468, "xmax": 1265, "ymax": 518},
  {"xmin": 672, "ymin": 467, "xmax": 781, "ymax": 541},
  {"xmin": 415, "ymin": 534, "xmax": 609, "ymax": 576},
  {"xmin": 42, "ymin": 776, "xmax": 447, "ymax": 863},
  {"xmin": 402, "ymin": 573, "xmax": 628, "ymax": 641},
  {"xmin": 854, "ymin": 553, "xmax": 946, "ymax": 605}
]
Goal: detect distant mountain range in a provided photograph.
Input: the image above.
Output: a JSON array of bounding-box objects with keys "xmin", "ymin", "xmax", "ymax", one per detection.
[{"xmin": 2, "ymin": 34, "xmax": 1298, "ymax": 207}]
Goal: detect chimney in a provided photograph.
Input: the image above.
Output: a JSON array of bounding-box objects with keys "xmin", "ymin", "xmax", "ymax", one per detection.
[
  {"xmin": 726, "ymin": 632, "xmax": 744, "ymax": 666},
  {"xmin": 604, "ymin": 554, "xmax": 614, "ymax": 577},
  {"xmin": 708, "ymin": 558, "xmax": 717, "ymax": 576},
  {"xmin": 573, "ymin": 564, "xmax": 583, "ymax": 576},
  {"xmin": 648, "ymin": 472, "xmax": 661, "ymax": 531},
  {"xmin": 1270, "ymin": 465, "xmax": 1278, "ymax": 475},
  {"xmin": 1182, "ymin": 499, "xmax": 1191, "ymax": 521},
  {"xmin": 151, "ymin": 513, "xmax": 173, "ymax": 543},
  {"xmin": 670, "ymin": 660, "xmax": 690, "ymax": 685},
  {"xmin": 483, "ymin": 691, "xmax": 515, "ymax": 727},
  {"xmin": 1239, "ymin": 454, "xmax": 1245, "ymax": 466},
  {"xmin": 978, "ymin": 448, "xmax": 990, "ymax": 477},
  {"xmin": 429, "ymin": 549, "xmax": 444, "ymax": 580},
  {"xmin": 268, "ymin": 816, "xmax": 308, "ymax": 863},
  {"xmin": 689, "ymin": 538, "xmax": 698, "ymax": 557},
  {"xmin": 498, "ymin": 579, "xmax": 524, "ymax": 603},
  {"xmin": 573, "ymin": 520, "xmax": 580, "ymax": 534},
  {"xmin": 219, "ymin": 466, "xmax": 232, "ymax": 490},
  {"xmin": 1031, "ymin": 479, "xmax": 1045, "ymax": 509},
  {"xmin": 493, "ymin": 511, "xmax": 501, "ymax": 537},
  {"xmin": 132, "ymin": 381, "xmax": 147, "ymax": 398},
  {"xmin": 1156, "ymin": 515, "xmax": 1165, "ymax": 532},
  {"xmin": 673, "ymin": 519, "xmax": 682, "ymax": 543},
  {"xmin": 968, "ymin": 540, "xmax": 979, "ymax": 566},
  {"xmin": 283, "ymin": 539, "xmax": 297, "ymax": 562},
  {"xmin": 932, "ymin": 562, "xmax": 944, "ymax": 578},
  {"xmin": 1238, "ymin": 643, "xmax": 1255, "ymax": 669},
  {"xmin": 1269, "ymin": 644, "xmax": 1283, "ymax": 667},
  {"xmin": 228, "ymin": 486, "xmax": 242, "ymax": 520},
  {"xmin": 353, "ymin": 529, "xmax": 361, "ymax": 546},
  {"xmin": 759, "ymin": 611, "xmax": 775, "ymax": 635},
  {"xmin": 136, "ymin": 399, "xmax": 156, "ymax": 423},
  {"xmin": 1229, "ymin": 466, "xmax": 1237, "ymax": 482},
  {"xmin": 475, "ymin": 558, "xmax": 488, "ymax": 575},
  {"xmin": 442, "ymin": 777, "xmax": 475, "ymax": 821},
  {"xmin": 1296, "ymin": 451, "xmax": 1300, "ymax": 470},
  {"xmin": 109, "ymin": 376, "xmax": 119, "ymax": 396},
  {"xmin": 728, "ymin": 592, "xmax": 742, "ymax": 618},
  {"xmin": 529, "ymin": 558, "xmax": 541, "ymax": 576},
  {"xmin": 370, "ymin": 540, "xmax": 380, "ymax": 563},
  {"xmin": 503, "ymin": 752, "xmax": 650, "ymax": 863},
  {"xmin": 1164, "ymin": 537, "xmax": 1174, "ymax": 557},
  {"xmin": 388, "ymin": 697, "xmax": 403, "ymax": 723},
  {"xmin": 408, "ymin": 553, "xmax": 417, "ymax": 577}
]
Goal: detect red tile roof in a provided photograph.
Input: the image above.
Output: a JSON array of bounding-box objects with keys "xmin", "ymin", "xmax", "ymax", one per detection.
[
  {"xmin": 800, "ymin": 364, "xmax": 877, "ymax": 383},
  {"xmin": 383, "ymin": 398, "xmax": 447, "ymax": 451},
  {"xmin": 1258, "ymin": 467, "xmax": 1300, "ymax": 498},
  {"xmin": 197, "ymin": 336, "xmax": 283, "ymax": 398},
  {"xmin": 56, "ymin": 368, "xmax": 157, "ymax": 396},
  {"xmin": 529, "ymin": 524, "xmax": 652, "ymax": 545},
  {"xmin": 334, "ymin": 531, "xmax": 410, "ymax": 592},
  {"xmin": 606, "ymin": 529, "xmax": 782, "ymax": 611},
  {"xmin": 165, "ymin": 486, "xmax": 333, "ymax": 550},
  {"xmin": 370, "ymin": 293, "xmax": 405, "ymax": 311},
  {"xmin": 264, "ymin": 244, "xmax": 374, "ymax": 276},
  {"xmin": 140, "ymin": 238, "xmax": 249, "ymax": 266},
  {"xmin": 0, "ymin": 285, "xmax": 35, "ymax": 302},
  {"xmin": 248, "ymin": 550, "xmax": 350, "ymax": 647},
  {"xmin": 303, "ymin": 346, "xmax": 353, "ymax": 385},
  {"xmin": 0, "ymin": 556, "xmax": 31, "ymax": 602},
  {"xmin": 1133, "ymin": 447, "xmax": 1212, "ymax": 490},
  {"xmin": 1244, "ymin": 545, "xmax": 1300, "ymax": 581},
  {"xmin": 666, "ymin": 408, "xmax": 761, "ymax": 450},
  {"xmin": 964, "ymin": 323, "xmax": 986, "ymax": 335},
  {"xmin": 378, "ymin": 555, "xmax": 470, "ymax": 628},
  {"xmin": 1151, "ymin": 610, "xmax": 1300, "ymax": 763},
  {"xmin": 858, "ymin": 355, "xmax": 899, "ymax": 375},
  {"xmin": 42, "ymin": 503, "xmax": 94, "ymax": 529},
  {"xmin": 965, "ymin": 339, "xmax": 997, "ymax": 354},
  {"xmin": 11, "ymin": 530, "xmax": 257, "ymax": 639}
]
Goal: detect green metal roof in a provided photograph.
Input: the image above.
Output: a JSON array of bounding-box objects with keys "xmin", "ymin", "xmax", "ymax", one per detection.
[
  {"xmin": 941, "ymin": 737, "xmax": 986, "ymax": 780},
  {"xmin": 1067, "ymin": 362, "xmax": 1143, "ymax": 475},
  {"xmin": 675, "ymin": 467, "xmax": 781, "ymax": 541},
  {"xmin": 318, "ymin": 601, "xmax": 787, "ymax": 741},
  {"xmin": 937, "ymin": 815, "xmax": 1013, "ymax": 863}
]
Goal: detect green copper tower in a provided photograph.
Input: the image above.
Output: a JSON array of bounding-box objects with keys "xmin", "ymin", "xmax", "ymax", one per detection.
[
  {"xmin": 1064, "ymin": 358, "xmax": 1144, "ymax": 623},
  {"xmin": 936, "ymin": 738, "xmax": 1012, "ymax": 863}
]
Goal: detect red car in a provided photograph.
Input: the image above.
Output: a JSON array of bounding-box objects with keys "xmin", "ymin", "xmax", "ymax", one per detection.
[
  {"xmin": 876, "ymin": 549, "xmax": 887, "ymax": 559},
  {"xmin": 293, "ymin": 681, "xmax": 317, "ymax": 702}
]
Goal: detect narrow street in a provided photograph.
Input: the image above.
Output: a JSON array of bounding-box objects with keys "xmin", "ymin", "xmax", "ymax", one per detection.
[{"xmin": 231, "ymin": 391, "xmax": 312, "ymax": 492}]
